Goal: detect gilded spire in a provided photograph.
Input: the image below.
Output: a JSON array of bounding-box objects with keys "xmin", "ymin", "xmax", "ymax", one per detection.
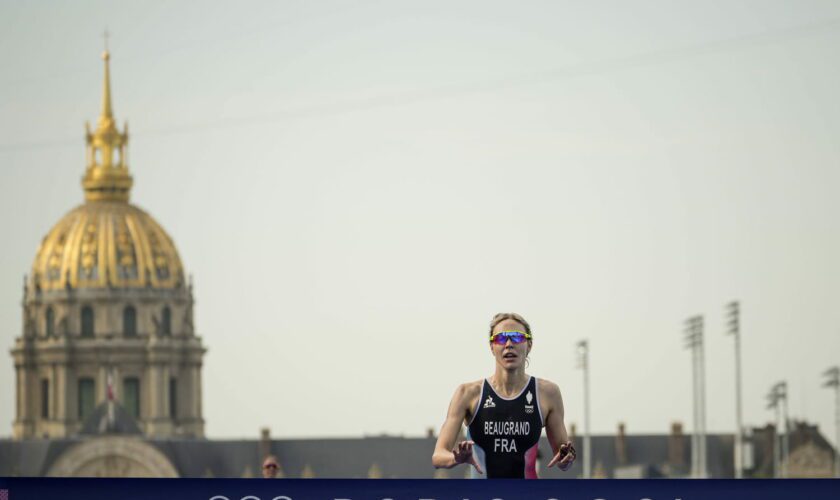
[
  {"xmin": 100, "ymin": 49, "xmax": 113, "ymax": 120},
  {"xmin": 100, "ymin": 29, "xmax": 113, "ymax": 121},
  {"xmin": 83, "ymin": 41, "xmax": 132, "ymax": 203}
]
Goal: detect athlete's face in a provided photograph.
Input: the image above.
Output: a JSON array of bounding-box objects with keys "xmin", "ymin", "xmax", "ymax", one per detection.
[{"xmin": 490, "ymin": 319, "xmax": 531, "ymax": 370}]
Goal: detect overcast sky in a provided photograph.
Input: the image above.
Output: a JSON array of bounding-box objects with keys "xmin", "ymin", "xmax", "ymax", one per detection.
[{"xmin": 1, "ymin": 1, "xmax": 840, "ymax": 446}]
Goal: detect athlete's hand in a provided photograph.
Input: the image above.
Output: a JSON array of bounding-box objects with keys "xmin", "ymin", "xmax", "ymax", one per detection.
[
  {"xmin": 547, "ymin": 441, "xmax": 576, "ymax": 471},
  {"xmin": 452, "ymin": 440, "xmax": 484, "ymax": 474}
]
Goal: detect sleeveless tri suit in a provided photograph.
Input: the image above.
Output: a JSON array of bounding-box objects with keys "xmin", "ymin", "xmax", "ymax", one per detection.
[{"xmin": 466, "ymin": 376, "xmax": 544, "ymax": 478}]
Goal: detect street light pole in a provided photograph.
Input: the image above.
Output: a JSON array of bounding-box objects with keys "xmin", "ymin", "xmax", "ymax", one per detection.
[
  {"xmin": 726, "ymin": 301, "xmax": 743, "ymax": 479},
  {"xmin": 576, "ymin": 340, "xmax": 591, "ymax": 479},
  {"xmin": 822, "ymin": 366, "xmax": 840, "ymax": 478}
]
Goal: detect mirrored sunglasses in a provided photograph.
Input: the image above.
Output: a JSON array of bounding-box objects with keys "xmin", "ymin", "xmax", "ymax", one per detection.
[{"xmin": 490, "ymin": 331, "xmax": 532, "ymax": 345}]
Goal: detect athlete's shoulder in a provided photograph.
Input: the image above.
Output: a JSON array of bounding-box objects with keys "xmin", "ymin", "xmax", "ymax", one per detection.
[
  {"xmin": 450, "ymin": 379, "xmax": 483, "ymax": 413},
  {"xmin": 536, "ymin": 377, "xmax": 562, "ymax": 399},
  {"xmin": 536, "ymin": 378, "xmax": 565, "ymax": 420},
  {"xmin": 454, "ymin": 379, "xmax": 484, "ymax": 399}
]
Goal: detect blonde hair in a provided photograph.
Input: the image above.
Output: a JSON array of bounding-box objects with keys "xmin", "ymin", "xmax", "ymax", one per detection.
[{"xmin": 489, "ymin": 312, "xmax": 532, "ymax": 338}]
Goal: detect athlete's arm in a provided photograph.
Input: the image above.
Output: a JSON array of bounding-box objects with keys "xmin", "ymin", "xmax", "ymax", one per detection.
[
  {"xmin": 540, "ymin": 379, "xmax": 576, "ymax": 471},
  {"xmin": 432, "ymin": 383, "xmax": 483, "ymax": 474}
]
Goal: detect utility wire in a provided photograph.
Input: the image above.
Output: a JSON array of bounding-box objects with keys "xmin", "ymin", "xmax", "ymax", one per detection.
[{"xmin": 2, "ymin": 16, "xmax": 839, "ymax": 153}]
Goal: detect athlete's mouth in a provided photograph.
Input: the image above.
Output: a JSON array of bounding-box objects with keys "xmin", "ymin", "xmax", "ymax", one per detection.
[{"xmin": 503, "ymin": 352, "xmax": 518, "ymax": 359}]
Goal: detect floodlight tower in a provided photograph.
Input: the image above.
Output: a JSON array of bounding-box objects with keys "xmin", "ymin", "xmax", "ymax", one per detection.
[
  {"xmin": 778, "ymin": 382, "xmax": 789, "ymax": 478},
  {"xmin": 766, "ymin": 384, "xmax": 781, "ymax": 478},
  {"xmin": 822, "ymin": 366, "xmax": 839, "ymax": 478},
  {"xmin": 684, "ymin": 315, "xmax": 706, "ymax": 477},
  {"xmin": 576, "ymin": 340, "xmax": 591, "ymax": 479},
  {"xmin": 726, "ymin": 301, "xmax": 744, "ymax": 479},
  {"xmin": 766, "ymin": 382, "xmax": 788, "ymax": 478}
]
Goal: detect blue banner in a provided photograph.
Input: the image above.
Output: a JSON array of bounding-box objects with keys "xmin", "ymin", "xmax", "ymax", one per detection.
[{"xmin": 0, "ymin": 478, "xmax": 838, "ymax": 500}]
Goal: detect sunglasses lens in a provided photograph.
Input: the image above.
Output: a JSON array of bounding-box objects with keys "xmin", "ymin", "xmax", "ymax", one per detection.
[{"xmin": 492, "ymin": 332, "xmax": 527, "ymax": 344}]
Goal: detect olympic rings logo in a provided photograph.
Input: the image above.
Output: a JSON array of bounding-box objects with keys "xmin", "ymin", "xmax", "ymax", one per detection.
[
  {"xmin": 208, "ymin": 497, "xmax": 397, "ymax": 500},
  {"xmin": 208, "ymin": 497, "xmax": 404, "ymax": 500},
  {"xmin": 209, "ymin": 496, "xmax": 292, "ymax": 500}
]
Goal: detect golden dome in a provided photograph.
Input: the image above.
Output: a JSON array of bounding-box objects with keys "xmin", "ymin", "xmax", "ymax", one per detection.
[
  {"xmin": 31, "ymin": 50, "xmax": 183, "ymax": 291},
  {"xmin": 32, "ymin": 202, "xmax": 184, "ymax": 291}
]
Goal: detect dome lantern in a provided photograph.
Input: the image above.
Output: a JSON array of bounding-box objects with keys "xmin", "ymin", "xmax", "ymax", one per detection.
[{"xmin": 82, "ymin": 48, "xmax": 132, "ymax": 202}]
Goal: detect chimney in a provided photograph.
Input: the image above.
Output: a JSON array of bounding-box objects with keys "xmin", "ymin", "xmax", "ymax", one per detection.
[
  {"xmin": 260, "ymin": 427, "xmax": 271, "ymax": 460},
  {"xmin": 615, "ymin": 422, "xmax": 628, "ymax": 465},
  {"xmin": 669, "ymin": 422, "xmax": 684, "ymax": 468}
]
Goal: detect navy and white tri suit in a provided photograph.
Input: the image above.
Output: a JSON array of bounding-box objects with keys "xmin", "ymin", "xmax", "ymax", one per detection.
[{"xmin": 465, "ymin": 376, "xmax": 544, "ymax": 479}]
